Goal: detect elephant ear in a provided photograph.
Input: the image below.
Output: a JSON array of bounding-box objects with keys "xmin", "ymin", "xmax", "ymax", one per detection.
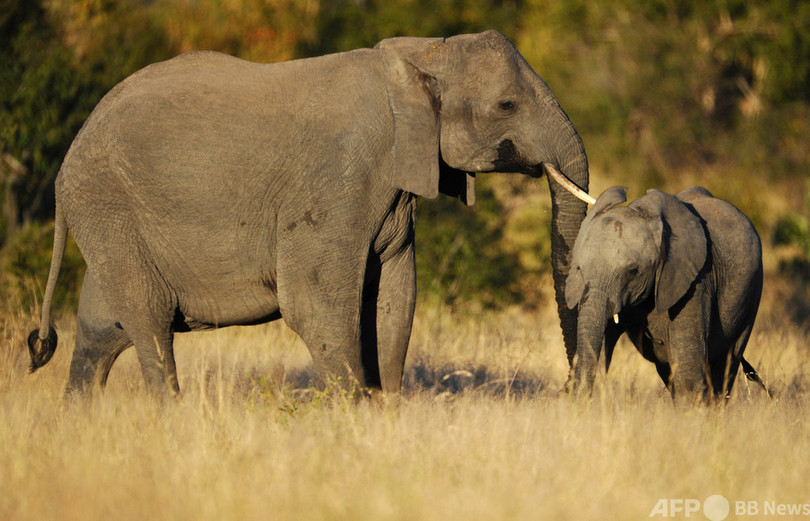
[
  {"xmin": 564, "ymin": 265, "xmax": 585, "ymax": 310},
  {"xmin": 376, "ymin": 37, "xmax": 445, "ymax": 200},
  {"xmin": 633, "ymin": 190, "xmax": 708, "ymax": 314},
  {"xmin": 579, "ymin": 186, "xmax": 628, "ymax": 230},
  {"xmin": 675, "ymin": 185, "xmax": 714, "ymax": 203},
  {"xmin": 588, "ymin": 186, "xmax": 628, "ymax": 218}
]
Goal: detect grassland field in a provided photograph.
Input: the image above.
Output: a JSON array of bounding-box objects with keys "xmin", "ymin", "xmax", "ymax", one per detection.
[{"xmin": 1, "ymin": 279, "xmax": 808, "ymax": 521}]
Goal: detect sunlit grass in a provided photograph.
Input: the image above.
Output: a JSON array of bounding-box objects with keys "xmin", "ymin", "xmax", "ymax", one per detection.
[{"xmin": 0, "ymin": 291, "xmax": 806, "ymax": 521}]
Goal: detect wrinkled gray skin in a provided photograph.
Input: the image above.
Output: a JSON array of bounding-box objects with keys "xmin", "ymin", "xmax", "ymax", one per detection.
[
  {"xmin": 28, "ymin": 31, "xmax": 589, "ymax": 400},
  {"xmin": 565, "ymin": 186, "xmax": 763, "ymax": 402}
]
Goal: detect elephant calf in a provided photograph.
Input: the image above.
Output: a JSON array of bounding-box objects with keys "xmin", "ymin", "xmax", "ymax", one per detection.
[{"xmin": 564, "ymin": 185, "xmax": 768, "ymax": 402}]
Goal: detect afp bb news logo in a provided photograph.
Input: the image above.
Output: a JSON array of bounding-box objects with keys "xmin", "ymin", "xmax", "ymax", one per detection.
[{"xmin": 649, "ymin": 495, "xmax": 810, "ymax": 519}]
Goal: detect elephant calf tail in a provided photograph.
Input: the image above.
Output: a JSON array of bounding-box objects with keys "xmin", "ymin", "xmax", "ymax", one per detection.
[
  {"xmin": 27, "ymin": 203, "xmax": 66, "ymax": 373},
  {"xmin": 740, "ymin": 356, "xmax": 772, "ymax": 398}
]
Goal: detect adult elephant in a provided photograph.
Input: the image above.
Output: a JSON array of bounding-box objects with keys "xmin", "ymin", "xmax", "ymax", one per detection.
[{"xmin": 28, "ymin": 30, "xmax": 591, "ymax": 400}]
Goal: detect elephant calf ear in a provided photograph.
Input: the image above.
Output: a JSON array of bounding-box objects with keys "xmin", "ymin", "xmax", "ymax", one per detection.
[
  {"xmin": 581, "ymin": 186, "xmax": 628, "ymax": 228},
  {"xmin": 565, "ymin": 267, "xmax": 586, "ymax": 310},
  {"xmin": 590, "ymin": 186, "xmax": 628, "ymax": 216},
  {"xmin": 636, "ymin": 190, "xmax": 708, "ymax": 314},
  {"xmin": 376, "ymin": 37, "xmax": 443, "ymax": 199}
]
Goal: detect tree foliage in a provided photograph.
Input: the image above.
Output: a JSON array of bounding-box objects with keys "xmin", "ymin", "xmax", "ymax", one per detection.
[
  {"xmin": 301, "ymin": 0, "xmax": 521, "ymax": 55},
  {"xmin": 520, "ymin": 0, "xmax": 810, "ymax": 184},
  {"xmin": 2, "ymin": 0, "xmax": 809, "ymax": 313}
]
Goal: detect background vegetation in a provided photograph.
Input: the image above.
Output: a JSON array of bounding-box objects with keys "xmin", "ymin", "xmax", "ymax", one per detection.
[{"xmin": 2, "ymin": 0, "xmax": 809, "ymax": 320}]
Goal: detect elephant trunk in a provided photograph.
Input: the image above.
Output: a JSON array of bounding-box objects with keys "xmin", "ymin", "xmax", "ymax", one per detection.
[
  {"xmin": 544, "ymin": 132, "xmax": 590, "ymax": 368},
  {"xmin": 571, "ymin": 288, "xmax": 612, "ymax": 394}
]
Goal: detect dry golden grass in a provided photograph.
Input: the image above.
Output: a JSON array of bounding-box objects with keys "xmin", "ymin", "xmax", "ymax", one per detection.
[{"xmin": 1, "ymin": 292, "xmax": 807, "ymax": 521}]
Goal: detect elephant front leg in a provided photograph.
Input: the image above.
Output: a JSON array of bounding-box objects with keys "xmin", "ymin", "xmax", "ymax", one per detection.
[
  {"xmin": 286, "ymin": 314, "xmax": 367, "ymax": 393},
  {"xmin": 373, "ymin": 245, "xmax": 417, "ymax": 395},
  {"xmin": 277, "ymin": 248, "xmax": 370, "ymax": 393}
]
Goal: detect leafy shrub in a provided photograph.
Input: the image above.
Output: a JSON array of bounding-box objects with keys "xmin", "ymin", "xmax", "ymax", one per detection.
[
  {"xmin": 774, "ymin": 212, "xmax": 810, "ymax": 256},
  {"xmin": 0, "ymin": 222, "xmax": 85, "ymax": 315},
  {"xmin": 415, "ymin": 175, "xmax": 553, "ymax": 311}
]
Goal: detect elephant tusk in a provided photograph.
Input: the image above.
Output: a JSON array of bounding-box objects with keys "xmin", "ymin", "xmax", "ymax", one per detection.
[
  {"xmin": 613, "ymin": 313, "xmax": 620, "ymax": 324},
  {"xmin": 542, "ymin": 163, "xmax": 596, "ymax": 205}
]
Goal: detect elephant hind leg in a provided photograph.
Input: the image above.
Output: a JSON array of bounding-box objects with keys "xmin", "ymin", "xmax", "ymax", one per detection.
[
  {"xmin": 67, "ymin": 271, "xmax": 134, "ymax": 398},
  {"xmin": 118, "ymin": 280, "xmax": 180, "ymax": 400},
  {"xmin": 69, "ymin": 321, "xmax": 132, "ymax": 397},
  {"xmin": 113, "ymin": 293, "xmax": 180, "ymax": 400},
  {"xmin": 710, "ymin": 321, "xmax": 756, "ymax": 398},
  {"xmin": 128, "ymin": 326, "xmax": 180, "ymax": 400},
  {"xmin": 709, "ymin": 352, "xmax": 739, "ymax": 399},
  {"xmin": 86, "ymin": 258, "xmax": 181, "ymax": 401}
]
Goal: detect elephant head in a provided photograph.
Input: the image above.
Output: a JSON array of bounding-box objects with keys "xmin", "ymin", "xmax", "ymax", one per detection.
[
  {"xmin": 564, "ymin": 187, "xmax": 708, "ymax": 391},
  {"xmin": 376, "ymin": 30, "xmax": 591, "ymax": 360}
]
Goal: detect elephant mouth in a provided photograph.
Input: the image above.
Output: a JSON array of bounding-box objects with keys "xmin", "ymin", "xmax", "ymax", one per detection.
[
  {"xmin": 492, "ymin": 140, "xmax": 528, "ymax": 173},
  {"xmin": 491, "ymin": 140, "xmax": 594, "ymax": 204}
]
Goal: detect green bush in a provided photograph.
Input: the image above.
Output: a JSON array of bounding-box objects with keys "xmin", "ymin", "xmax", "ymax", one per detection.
[
  {"xmin": 416, "ymin": 181, "xmax": 520, "ymax": 310},
  {"xmin": 0, "ymin": 221, "xmax": 85, "ymax": 315},
  {"xmin": 415, "ymin": 175, "xmax": 553, "ymax": 311},
  {"xmin": 774, "ymin": 212, "xmax": 810, "ymax": 254}
]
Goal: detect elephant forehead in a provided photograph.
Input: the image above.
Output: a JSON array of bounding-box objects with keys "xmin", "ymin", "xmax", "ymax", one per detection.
[
  {"xmin": 597, "ymin": 216, "xmax": 627, "ymax": 238},
  {"xmin": 589, "ymin": 212, "xmax": 643, "ymax": 240},
  {"xmin": 580, "ymin": 213, "xmax": 655, "ymax": 259}
]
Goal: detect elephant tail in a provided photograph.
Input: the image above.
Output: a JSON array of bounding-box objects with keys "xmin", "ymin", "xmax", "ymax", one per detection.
[
  {"xmin": 27, "ymin": 204, "xmax": 66, "ymax": 372},
  {"xmin": 740, "ymin": 356, "xmax": 772, "ymax": 398}
]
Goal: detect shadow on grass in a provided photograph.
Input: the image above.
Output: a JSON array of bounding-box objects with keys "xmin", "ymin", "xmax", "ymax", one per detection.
[
  {"xmin": 224, "ymin": 359, "xmax": 555, "ymax": 410},
  {"xmin": 227, "ymin": 356, "xmax": 786, "ymax": 410},
  {"xmin": 403, "ymin": 360, "xmax": 550, "ymax": 399}
]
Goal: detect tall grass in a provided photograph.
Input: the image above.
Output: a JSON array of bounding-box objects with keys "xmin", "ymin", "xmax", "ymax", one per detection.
[{"xmin": 0, "ymin": 294, "xmax": 806, "ymax": 521}]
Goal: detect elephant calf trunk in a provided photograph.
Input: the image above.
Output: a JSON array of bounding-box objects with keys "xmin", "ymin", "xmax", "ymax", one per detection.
[{"xmin": 27, "ymin": 326, "xmax": 58, "ymax": 372}]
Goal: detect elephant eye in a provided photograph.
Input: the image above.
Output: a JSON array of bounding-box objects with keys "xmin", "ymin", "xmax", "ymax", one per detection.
[
  {"xmin": 628, "ymin": 266, "xmax": 639, "ymax": 277},
  {"xmin": 498, "ymin": 100, "xmax": 516, "ymax": 113}
]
